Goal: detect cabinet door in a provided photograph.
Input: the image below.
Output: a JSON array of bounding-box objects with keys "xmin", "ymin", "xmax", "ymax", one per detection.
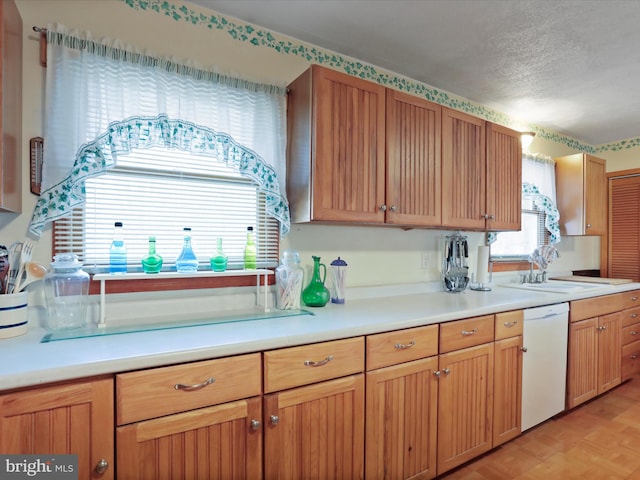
[
  {"xmin": 609, "ymin": 176, "xmax": 640, "ymax": 280},
  {"xmin": 493, "ymin": 336, "xmax": 523, "ymax": 447},
  {"xmin": 264, "ymin": 374, "xmax": 365, "ymax": 480},
  {"xmin": 486, "ymin": 123, "xmax": 521, "ymax": 231},
  {"xmin": 117, "ymin": 397, "xmax": 262, "ymax": 480},
  {"xmin": 597, "ymin": 312, "xmax": 621, "ymax": 394},
  {"xmin": 437, "ymin": 343, "xmax": 494, "ymax": 475},
  {"xmin": 0, "ymin": 0, "xmax": 22, "ymax": 212},
  {"xmin": 0, "ymin": 378, "xmax": 114, "ymax": 480},
  {"xmin": 365, "ymin": 357, "xmax": 438, "ymax": 480},
  {"xmin": 385, "ymin": 90, "xmax": 441, "ymax": 227},
  {"xmin": 313, "ymin": 66, "xmax": 386, "ymax": 223},
  {"xmin": 567, "ymin": 318, "xmax": 598, "ymax": 409},
  {"xmin": 441, "ymin": 108, "xmax": 487, "ymax": 230},
  {"xmin": 585, "ymin": 154, "xmax": 607, "ymax": 235}
]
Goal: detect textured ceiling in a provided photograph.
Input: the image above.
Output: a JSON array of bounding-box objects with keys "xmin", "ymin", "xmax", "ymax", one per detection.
[{"xmin": 187, "ymin": 0, "xmax": 640, "ymax": 147}]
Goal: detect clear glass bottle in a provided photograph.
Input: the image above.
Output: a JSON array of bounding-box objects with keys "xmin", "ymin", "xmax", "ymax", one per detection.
[
  {"xmin": 244, "ymin": 226, "xmax": 257, "ymax": 270},
  {"xmin": 109, "ymin": 221, "xmax": 127, "ymax": 274},
  {"xmin": 176, "ymin": 227, "xmax": 199, "ymax": 272},
  {"xmin": 43, "ymin": 254, "xmax": 90, "ymax": 330},
  {"xmin": 141, "ymin": 236, "xmax": 163, "ymax": 274},
  {"xmin": 210, "ymin": 237, "xmax": 228, "ymax": 272},
  {"xmin": 275, "ymin": 250, "xmax": 304, "ymax": 310}
]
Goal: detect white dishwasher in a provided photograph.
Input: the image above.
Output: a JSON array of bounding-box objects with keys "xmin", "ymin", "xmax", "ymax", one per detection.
[{"xmin": 521, "ymin": 302, "xmax": 569, "ymax": 431}]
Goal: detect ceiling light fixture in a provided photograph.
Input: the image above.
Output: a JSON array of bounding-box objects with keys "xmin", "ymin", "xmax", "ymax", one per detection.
[{"xmin": 521, "ymin": 132, "xmax": 536, "ymax": 150}]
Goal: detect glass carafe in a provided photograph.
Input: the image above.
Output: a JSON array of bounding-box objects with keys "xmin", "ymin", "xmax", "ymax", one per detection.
[
  {"xmin": 302, "ymin": 256, "xmax": 330, "ymax": 307},
  {"xmin": 43, "ymin": 254, "xmax": 90, "ymax": 330},
  {"xmin": 142, "ymin": 236, "xmax": 163, "ymax": 273}
]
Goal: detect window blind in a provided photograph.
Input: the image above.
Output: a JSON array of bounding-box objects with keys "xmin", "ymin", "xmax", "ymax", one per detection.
[{"xmin": 53, "ymin": 147, "xmax": 279, "ymax": 272}]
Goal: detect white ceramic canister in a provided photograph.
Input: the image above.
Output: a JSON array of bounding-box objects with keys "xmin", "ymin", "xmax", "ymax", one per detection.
[{"xmin": 0, "ymin": 291, "xmax": 29, "ymax": 339}]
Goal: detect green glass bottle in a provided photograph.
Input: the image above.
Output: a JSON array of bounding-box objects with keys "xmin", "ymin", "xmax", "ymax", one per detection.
[
  {"xmin": 141, "ymin": 236, "xmax": 163, "ymax": 274},
  {"xmin": 210, "ymin": 237, "xmax": 228, "ymax": 272},
  {"xmin": 244, "ymin": 226, "xmax": 257, "ymax": 270},
  {"xmin": 302, "ymin": 256, "xmax": 330, "ymax": 307}
]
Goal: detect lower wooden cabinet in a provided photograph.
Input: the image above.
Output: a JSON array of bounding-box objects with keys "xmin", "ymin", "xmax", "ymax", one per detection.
[
  {"xmin": 264, "ymin": 375, "xmax": 365, "ymax": 479},
  {"xmin": 436, "ymin": 342, "xmax": 494, "ymax": 475},
  {"xmin": 567, "ymin": 313, "xmax": 621, "ymax": 409},
  {"xmin": 365, "ymin": 357, "xmax": 438, "ymax": 480},
  {"xmin": 493, "ymin": 335, "xmax": 523, "ymax": 447},
  {"xmin": 117, "ymin": 397, "xmax": 262, "ymax": 479},
  {"xmin": 0, "ymin": 377, "xmax": 114, "ymax": 480}
]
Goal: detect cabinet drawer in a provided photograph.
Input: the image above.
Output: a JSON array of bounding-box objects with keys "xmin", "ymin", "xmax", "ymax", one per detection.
[
  {"xmin": 622, "ymin": 290, "xmax": 640, "ymax": 310},
  {"xmin": 622, "ymin": 340, "xmax": 640, "ymax": 381},
  {"xmin": 264, "ymin": 337, "xmax": 364, "ymax": 393},
  {"xmin": 440, "ymin": 315, "xmax": 494, "ymax": 353},
  {"xmin": 621, "ymin": 306, "xmax": 640, "ymax": 328},
  {"xmin": 116, "ymin": 353, "xmax": 261, "ymax": 425},
  {"xmin": 366, "ymin": 324, "xmax": 438, "ymax": 370},
  {"xmin": 570, "ymin": 293, "xmax": 623, "ymax": 322},
  {"xmin": 494, "ymin": 310, "xmax": 523, "ymax": 340},
  {"xmin": 622, "ymin": 322, "xmax": 640, "ymax": 346}
]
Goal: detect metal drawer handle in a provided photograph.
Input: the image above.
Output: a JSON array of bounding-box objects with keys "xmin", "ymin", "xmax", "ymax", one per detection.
[
  {"xmin": 174, "ymin": 376, "xmax": 215, "ymax": 391},
  {"xmin": 632, "ymin": 296, "xmax": 639, "ymax": 302},
  {"xmin": 461, "ymin": 329, "xmax": 477, "ymax": 336},
  {"xmin": 597, "ymin": 325, "xmax": 607, "ymax": 331},
  {"xmin": 395, "ymin": 340, "xmax": 416, "ymax": 350},
  {"xmin": 521, "ymin": 346, "xmax": 528, "ymax": 353},
  {"xmin": 250, "ymin": 419, "xmax": 261, "ymax": 431},
  {"xmin": 631, "ymin": 354, "xmax": 639, "ymax": 360},
  {"xmin": 632, "ymin": 313, "xmax": 638, "ymax": 318},
  {"xmin": 270, "ymin": 415, "xmax": 280, "ymax": 426},
  {"xmin": 503, "ymin": 321, "xmax": 517, "ymax": 328},
  {"xmin": 631, "ymin": 331, "xmax": 638, "ymax": 336},
  {"xmin": 304, "ymin": 355, "xmax": 333, "ymax": 367}
]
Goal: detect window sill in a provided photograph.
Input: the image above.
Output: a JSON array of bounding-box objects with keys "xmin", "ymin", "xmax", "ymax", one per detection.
[
  {"xmin": 89, "ymin": 269, "xmax": 275, "ymax": 295},
  {"xmin": 491, "ymin": 261, "xmax": 530, "ymax": 273}
]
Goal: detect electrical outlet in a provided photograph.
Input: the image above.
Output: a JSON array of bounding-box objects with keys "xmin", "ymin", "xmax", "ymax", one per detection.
[{"xmin": 421, "ymin": 252, "xmax": 430, "ymax": 270}]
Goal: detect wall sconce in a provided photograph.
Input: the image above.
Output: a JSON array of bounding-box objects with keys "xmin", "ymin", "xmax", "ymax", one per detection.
[{"xmin": 521, "ymin": 132, "xmax": 536, "ymax": 150}]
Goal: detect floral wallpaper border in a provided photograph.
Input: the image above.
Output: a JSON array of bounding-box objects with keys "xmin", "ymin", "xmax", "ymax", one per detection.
[{"xmin": 122, "ymin": 0, "xmax": 637, "ymax": 155}]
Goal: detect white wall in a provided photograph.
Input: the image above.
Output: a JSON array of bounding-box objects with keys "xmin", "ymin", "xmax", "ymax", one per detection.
[{"xmin": 8, "ymin": 0, "xmax": 616, "ymax": 289}]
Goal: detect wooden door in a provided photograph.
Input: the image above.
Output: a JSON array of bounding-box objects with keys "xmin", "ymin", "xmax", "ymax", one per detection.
[
  {"xmin": 117, "ymin": 397, "xmax": 262, "ymax": 480},
  {"xmin": 597, "ymin": 312, "xmax": 622, "ymax": 394},
  {"xmin": 486, "ymin": 123, "xmax": 521, "ymax": 231},
  {"xmin": 441, "ymin": 108, "xmax": 487, "ymax": 229},
  {"xmin": 365, "ymin": 357, "xmax": 438, "ymax": 480},
  {"xmin": 0, "ymin": 378, "xmax": 114, "ymax": 480},
  {"xmin": 608, "ymin": 175, "xmax": 640, "ymax": 281},
  {"xmin": 385, "ymin": 89, "xmax": 442, "ymax": 227},
  {"xmin": 264, "ymin": 374, "xmax": 365, "ymax": 480},
  {"xmin": 567, "ymin": 318, "xmax": 598, "ymax": 409},
  {"xmin": 313, "ymin": 65, "xmax": 386, "ymax": 223},
  {"xmin": 436, "ymin": 343, "xmax": 494, "ymax": 475},
  {"xmin": 493, "ymin": 336, "xmax": 523, "ymax": 447},
  {"xmin": 585, "ymin": 155, "xmax": 607, "ymax": 235}
]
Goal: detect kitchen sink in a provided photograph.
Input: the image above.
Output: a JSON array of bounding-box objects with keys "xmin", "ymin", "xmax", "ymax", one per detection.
[{"xmin": 502, "ymin": 280, "xmax": 615, "ymax": 294}]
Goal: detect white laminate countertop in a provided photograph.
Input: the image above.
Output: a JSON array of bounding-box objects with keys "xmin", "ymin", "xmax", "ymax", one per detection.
[{"xmin": 1, "ymin": 283, "xmax": 639, "ymax": 391}]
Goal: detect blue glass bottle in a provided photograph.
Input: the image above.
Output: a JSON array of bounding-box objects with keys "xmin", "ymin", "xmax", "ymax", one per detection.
[
  {"xmin": 176, "ymin": 227, "xmax": 199, "ymax": 272},
  {"xmin": 109, "ymin": 221, "xmax": 127, "ymax": 274}
]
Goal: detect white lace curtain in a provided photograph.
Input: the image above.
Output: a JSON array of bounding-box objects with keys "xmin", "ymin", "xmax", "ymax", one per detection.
[
  {"xmin": 29, "ymin": 24, "xmax": 290, "ymax": 236},
  {"xmin": 522, "ymin": 152, "xmax": 557, "ymax": 202}
]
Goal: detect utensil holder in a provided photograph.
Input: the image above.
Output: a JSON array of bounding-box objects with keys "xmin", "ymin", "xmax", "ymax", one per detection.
[{"xmin": 0, "ymin": 292, "xmax": 29, "ymax": 339}]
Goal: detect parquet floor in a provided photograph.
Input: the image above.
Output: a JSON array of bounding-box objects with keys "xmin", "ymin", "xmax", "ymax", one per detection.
[{"xmin": 440, "ymin": 378, "xmax": 640, "ymax": 479}]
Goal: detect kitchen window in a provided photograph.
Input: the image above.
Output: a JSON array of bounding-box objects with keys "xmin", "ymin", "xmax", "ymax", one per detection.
[
  {"xmin": 30, "ymin": 24, "xmax": 289, "ymax": 277},
  {"xmin": 490, "ymin": 152, "xmax": 560, "ymax": 263}
]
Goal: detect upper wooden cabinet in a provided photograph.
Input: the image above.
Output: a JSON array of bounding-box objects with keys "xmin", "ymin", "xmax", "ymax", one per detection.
[
  {"xmin": 442, "ymin": 109, "xmax": 521, "ymax": 231},
  {"xmin": 287, "ymin": 65, "xmax": 443, "ymax": 227},
  {"xmin": 287, "ymin": 65, "xmax": 386, "ymax": 224},
  {"xmin": 555, "ymin": 153, "xmax": 607, "ymax": 236},
  {"xmin": 385, "ymin": 89, "xmax": 442, "ymax": 226},
  {"xmin": 0, "ymin": 0, "xmax": 22, "ymax": 213},
  {"xmin": 287, "ymin": 66, "xmax": 521, "ymax": 232}
]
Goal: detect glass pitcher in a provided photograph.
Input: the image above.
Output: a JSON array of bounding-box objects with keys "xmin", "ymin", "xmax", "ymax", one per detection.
[{"xmin": 43, "ymin": 254, "xmax": 90, "ymax": 330}]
